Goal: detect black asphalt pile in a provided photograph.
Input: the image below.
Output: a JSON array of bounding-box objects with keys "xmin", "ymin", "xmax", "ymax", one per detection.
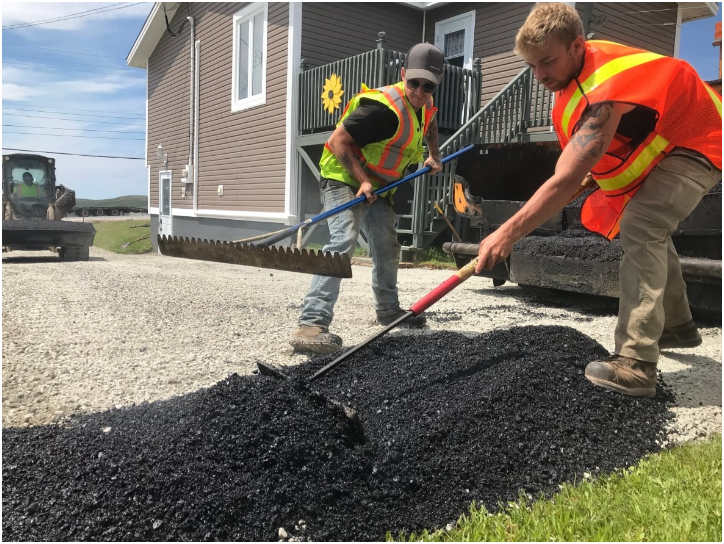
[
  {"xmin": 3, "ymin": 326, "xmax": 674, "ymax": 542},
  {"xmin": 514, "ymin": 230, "xmax": 623, "ymax": 262},
  {"xmin": 2, "ymin": 218, "xmax": 95, "ymax": 233}
]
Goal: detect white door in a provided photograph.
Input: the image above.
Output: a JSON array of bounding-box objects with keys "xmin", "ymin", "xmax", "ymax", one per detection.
[
  {"xmin": 434, "ymin": 10, "xmax": 475, "ymax": 70},
  {"xmin": 158, "ymin": 171, "xmax": 172, "ymax": 238},
  {"xmin": 435, "ymin": 10, "xmax": 476, "ymax": 124}
]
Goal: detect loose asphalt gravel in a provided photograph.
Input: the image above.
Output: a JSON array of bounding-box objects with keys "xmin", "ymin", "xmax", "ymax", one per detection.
[{"xmin": 2, "ymin": 245, "xmax": 721, "ymax": 541}]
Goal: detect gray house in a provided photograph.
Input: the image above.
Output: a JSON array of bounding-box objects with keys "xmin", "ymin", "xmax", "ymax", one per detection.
[{"xmin": 127, "ymin": 2, "xmax": 719, "ymax": 257}]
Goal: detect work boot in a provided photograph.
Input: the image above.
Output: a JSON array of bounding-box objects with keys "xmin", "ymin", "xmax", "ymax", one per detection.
[
  {"xmin": 376, "ymin": 309, "xmax": 426, "ymax": 328},
  {"xmin": 584, "ymin": 355, "xmax": 657, "ymax": 397},
  {"xmin": 289, "ymin": 325, "xmax": 343, "ymax": 354},
  {"xmin": 659, "ymin": 320, "xmax": 702, "ymax": 349}
]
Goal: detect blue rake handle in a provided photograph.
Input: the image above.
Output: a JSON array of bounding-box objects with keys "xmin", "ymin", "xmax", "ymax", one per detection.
[{"xmin": 255, "ymin": 144, "xmax": 475, "ymax": 247}]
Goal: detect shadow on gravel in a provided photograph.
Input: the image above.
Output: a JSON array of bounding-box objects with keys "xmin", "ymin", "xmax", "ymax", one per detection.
[
  {"xmin": 468, "ymin": 284, "xmax": 721, "ymax": 326},
  {"xmin": 660, "ymin": 352, "xmax": 722, "ymax": 408},
  {"xmin": 3, "ymin": 325, "xmax": 675, "ymax": 542},
  {"xmin": 470, "ymin": 284, "xmax": 620, "ymax": 317},
  {"xmin": 1, "ymin": 255, "xmax": 106, "ymax": 263},
  {"xmin": 2, "ymin": 255, "xmax": 64, "ymax": 263}
]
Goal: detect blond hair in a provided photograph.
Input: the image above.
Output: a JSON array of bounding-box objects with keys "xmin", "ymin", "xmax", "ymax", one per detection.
[{"xmin": 514, "ymin": 3, "xmax": 584, "ymax": 56}]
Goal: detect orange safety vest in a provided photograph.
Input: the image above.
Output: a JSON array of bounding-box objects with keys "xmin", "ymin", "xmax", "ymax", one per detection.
[
  {"xmin": 553, "ymin": 40, "xmax": 723, "ymax": 239},
  {"xmin": 320, "ymin": 81, "xmax": 437, "ymax": 188}
]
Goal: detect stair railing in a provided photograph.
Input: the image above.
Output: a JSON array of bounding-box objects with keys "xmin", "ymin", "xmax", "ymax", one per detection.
[{"xmin": 411, "ymin": 66, "xmax": 554, "ymax": 244}]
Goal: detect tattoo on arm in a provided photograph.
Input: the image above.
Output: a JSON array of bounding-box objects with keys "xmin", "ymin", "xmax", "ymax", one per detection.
[
  {"xmin": 569, "ymin": 103, "xmax": 614, "ymax": 163},
  {"xmin": 425, "ymin": 118, "xmax": 441, "ymax": 160},
  {"xmin": 338, "ymin": 150, "xmax": 355, "ymax": 171}
]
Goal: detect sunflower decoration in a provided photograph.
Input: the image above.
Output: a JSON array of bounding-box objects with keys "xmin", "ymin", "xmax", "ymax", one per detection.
[{"xmin": 321, "ymin": 73, "xmax": 344, "ymax": 115}]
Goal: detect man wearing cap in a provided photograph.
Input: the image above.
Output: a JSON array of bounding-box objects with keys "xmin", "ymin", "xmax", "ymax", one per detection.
[{"xmin": 290, "ymin": 43, "xmax": 445, "ymax": 354}]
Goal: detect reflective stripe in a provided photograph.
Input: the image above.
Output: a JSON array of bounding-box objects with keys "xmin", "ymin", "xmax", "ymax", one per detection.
[
  {"xmin": 561, "ymin": 52, "xmax": 664, "ymax": 136},
  {"xmin": 377, "ymin": 84, "xmax": 412, "ymax": 173},
  {"xmin": 319, "ymin": 81, "xmax": 428, "ymax": 187},
  {"xmin": 595, "ymin": 134, "xmax": 670, "ymax": 191},
  {"xmin": 705, "ymin": 85, "xmax": 722, "ymax": 117}
]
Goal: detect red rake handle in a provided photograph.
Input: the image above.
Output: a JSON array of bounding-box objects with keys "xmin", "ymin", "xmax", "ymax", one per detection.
[
  {"xmin": 410, "ymin": 258, "xmax": 479, "ymax": 315},
  {"xmin": 309, "ymin": 257, "xmax": 480, "ymax": 383}
]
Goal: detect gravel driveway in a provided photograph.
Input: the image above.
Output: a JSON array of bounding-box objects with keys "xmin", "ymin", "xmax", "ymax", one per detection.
[{"xmin": 2, "ymin": 246, "xmax": 721, "ymax": 443}]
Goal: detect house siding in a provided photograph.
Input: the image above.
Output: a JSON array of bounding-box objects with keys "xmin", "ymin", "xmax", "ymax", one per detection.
[
  {"xmin": 584, "ymin": 3, "xmax": 677, "ymax": 55},
  {"xmin": 147, "ymin": 6, "xmax": 194, "ymax": 211},
  {"xmin": 147, "ymin": 2, "xmax": 289, "ymax": 213},
  {"xmin": 424, "ymin": 2, "xmax": 677, "ymax": 109},
  {"xmin": 426, "ymin": 2, "xmax": 534, "ymax": 106},
  {"xmin": 300, "ymin": 2, "xmax": 423, "ymax": 67}
]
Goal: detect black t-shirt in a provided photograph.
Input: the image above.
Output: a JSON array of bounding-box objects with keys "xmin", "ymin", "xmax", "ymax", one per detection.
[{"xmin": 342, "ymin": 97, "xmax": 423, "ymax": 148}]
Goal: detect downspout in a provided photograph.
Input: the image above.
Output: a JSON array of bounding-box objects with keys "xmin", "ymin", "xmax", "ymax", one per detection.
[
  {"xmin": 187, "ymin": 16, "xmax": 195, "ymax": 170},
  {"xmin": 194, "ymin": 39, "xmax": 200, "ymax": 211},
  {"xmin": 673, "ymin": 6, "xmax": 683, "ymax": 58}
]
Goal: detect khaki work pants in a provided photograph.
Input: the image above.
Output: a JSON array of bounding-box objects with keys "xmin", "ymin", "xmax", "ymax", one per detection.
[{"xmin": 615, "ymin": 149, "xmax": 721, "ymax": 363}]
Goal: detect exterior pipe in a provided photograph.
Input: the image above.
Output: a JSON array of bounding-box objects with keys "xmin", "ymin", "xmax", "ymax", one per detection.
[
  {"xmin": 187, "ymin": 16, "xmax": 195, "ymax": 168},
  {"xmin": 194, "ymin": 39, "xmax": 200, "ymax": 211}
]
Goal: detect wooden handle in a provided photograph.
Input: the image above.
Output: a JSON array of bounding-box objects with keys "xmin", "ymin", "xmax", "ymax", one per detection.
[{"xmin": 409, "ymin": 258, "xmax": 478, "ymax": 315}]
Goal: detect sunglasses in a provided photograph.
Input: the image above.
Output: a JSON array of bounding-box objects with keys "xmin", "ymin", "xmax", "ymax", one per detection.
[{"xmin": 406, "ymin": 79, "xmax": 437, "ymax": 93}]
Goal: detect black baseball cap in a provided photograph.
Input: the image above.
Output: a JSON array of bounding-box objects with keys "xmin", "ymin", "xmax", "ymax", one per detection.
[{"xmin": 405, "ymin": 43, "xmax": 444, "ymax": 84}]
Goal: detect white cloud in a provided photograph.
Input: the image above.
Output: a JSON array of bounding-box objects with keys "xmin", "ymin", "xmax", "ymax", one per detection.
[
  {"xmin": 2, "ymin": 2, "xmax": 153, "ymax": 31},
  {"xmin": 2, "ymin": 82, "xmax": 46, "ymax": 101},
  {"xmin": 55, "ymin": 77, "xmax": 145, "ymax": 94},
  {"xmin": 3, "ymin": 63, "xmax": 143, "ymax": 97}
]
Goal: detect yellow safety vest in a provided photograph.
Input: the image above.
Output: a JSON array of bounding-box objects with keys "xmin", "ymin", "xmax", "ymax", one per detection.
[{"xmin": 319, "ymin": 81, "xmax": 437, "ymax": 201}]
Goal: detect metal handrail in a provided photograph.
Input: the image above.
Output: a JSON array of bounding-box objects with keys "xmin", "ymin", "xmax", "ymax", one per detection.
[{"xmin": 299, "ymin": 48, "xmax": 482, "ymax": 133}]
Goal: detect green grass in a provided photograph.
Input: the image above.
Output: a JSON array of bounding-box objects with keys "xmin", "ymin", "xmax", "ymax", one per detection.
[
  {"xmin": 402, "ymin": 434, "xmax": 722, "ymax": 542},
  {"xmin": 75, "ymin": 195, "xmax": 147, "ymax": 208},
  {"xmin": 91, "ymin": 219, "xmax": 152, "ymax": 254},
  {"xmin": 415, "ymin": 245, "xmax": 457, "ymax": 269},
  {"xmin": 305, "ymin": 243, "xmax": 457, "ymax": 269},
  {"xmin": 306, "ymin": 243, "xmax": 368, "ymax": 257}
]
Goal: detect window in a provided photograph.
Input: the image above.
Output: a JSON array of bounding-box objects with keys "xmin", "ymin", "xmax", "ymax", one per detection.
[
  {"xmin": 232, "ymin": 3, "xmax": 268, "ymax": 112},
  {"xmin": 435, "ymin": 11, "xmax": 475, "ymax": 69}
]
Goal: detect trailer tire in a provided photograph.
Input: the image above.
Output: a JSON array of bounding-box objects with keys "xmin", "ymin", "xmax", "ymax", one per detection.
[
  {"xmin": 82, "ymin": 209, "xmax": 90, "ymax": 217},
  {"xmin": 96, "ymin": 209, "xmax": 105, "ymax": 216},
  {"xmin": 111, "ymin": 209, "xmax": 120, "ymax": 216},
  {"xmin": 59, "ymin": 246, "xmax": 91, "ymax": 262}
]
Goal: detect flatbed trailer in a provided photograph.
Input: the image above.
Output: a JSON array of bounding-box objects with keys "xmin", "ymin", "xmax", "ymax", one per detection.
[
  {"xmin": 444, "ymin": 142, "xmax": 721, "ymax": 315},
  {"xmin": 73, "ymin": 206, "xmax": 148, "ymax": 217}
]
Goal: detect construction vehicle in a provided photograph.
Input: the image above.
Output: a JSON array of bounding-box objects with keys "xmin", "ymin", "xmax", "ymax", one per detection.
[
  {"xmin": 2, "ymin": 153, "xmax": 95, "ymax": 261},
  {"xmin": 443, "ymin": 142, "xmax": 722, "ymax": 315}
]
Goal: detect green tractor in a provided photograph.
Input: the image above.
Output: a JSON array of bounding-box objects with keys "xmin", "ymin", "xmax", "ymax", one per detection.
[{"xmin": 2, "ymin": 153, "xmax": 95, "ymax": 261}]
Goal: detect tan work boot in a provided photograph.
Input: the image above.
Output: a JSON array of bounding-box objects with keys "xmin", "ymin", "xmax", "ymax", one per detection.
[
  {"xmin": 659, "ymin": 320, "xmax": 702, "ymax": 349},
  {"xmin": 584, "ymin": 355, "xmax": 657, "ymax": 397},
  {"xmin": 289, "ymin": 325, "xmax": 343, "ymax": 354}
]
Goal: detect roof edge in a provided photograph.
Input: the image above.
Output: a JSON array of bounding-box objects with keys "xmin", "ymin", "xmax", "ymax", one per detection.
[
  {"xmin": 126, "ymin": 2, "xmax": 179, "ymax": 69},
  {"xmin": 680, "ymin": 2, "xmax": 719, "ymax": 23}
]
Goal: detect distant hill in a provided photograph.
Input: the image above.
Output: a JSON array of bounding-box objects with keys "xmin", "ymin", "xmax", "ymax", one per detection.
[{"xmin": 75, "ymin": 195, "xmax": 148, "ymax": 209}]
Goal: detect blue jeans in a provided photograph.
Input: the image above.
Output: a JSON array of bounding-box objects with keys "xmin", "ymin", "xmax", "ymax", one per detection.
[{"xmin": 299, "ymin": 178, "xmax": 401, "ymax": 328}]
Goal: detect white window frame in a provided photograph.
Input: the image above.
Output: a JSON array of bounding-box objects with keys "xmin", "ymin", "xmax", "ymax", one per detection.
[
  {"xmin": 231, "ymin": 2, "xmax": 268, "ymax": 112},
  {"xmin": 434, "ymin": 10, "xmax": 476, "ymax": 70}
]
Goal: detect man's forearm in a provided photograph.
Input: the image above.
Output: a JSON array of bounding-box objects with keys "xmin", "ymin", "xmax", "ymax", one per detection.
[
  {"xmin": 501, "ymin": 103, "xmax": 622, "ymax": 242},
  {"xmin": 424, "ymin": 118, "xmax": 441, "ymax": 161},
  {"xmin": 328, "ymin": 138, "xmax": 371, "ymax": 187}
]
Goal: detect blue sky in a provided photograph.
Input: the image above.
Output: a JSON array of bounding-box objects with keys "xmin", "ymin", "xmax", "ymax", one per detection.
[
  {"xmin": 2, "ymin": 2, "xmax": 154, "ymax": 200},
  {"xmin": 2, "ymin": 2, "xmax": 722, "ymax": 200}
]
